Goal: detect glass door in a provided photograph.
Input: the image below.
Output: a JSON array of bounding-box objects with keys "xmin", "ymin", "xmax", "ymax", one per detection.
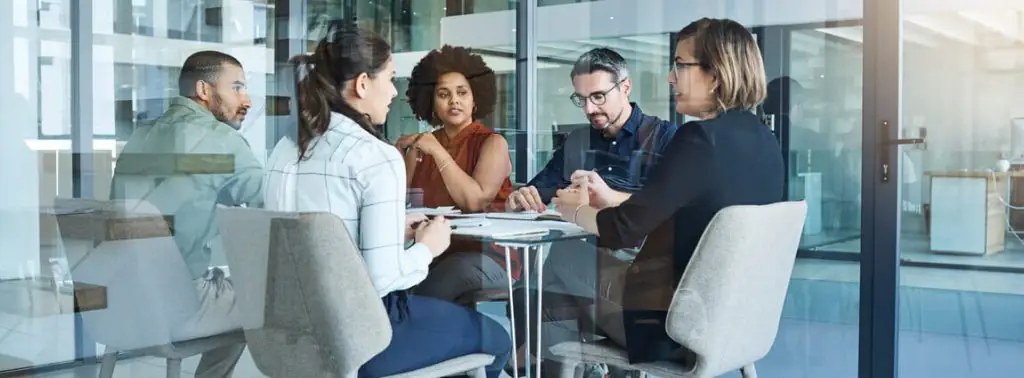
[
  {"xmin": 895, "ymin": 2, "xmax": 1024, "ymax": 377},
  {"xmin": 762, "ymin": 21, "xmax": 864, "ymax": 377}
]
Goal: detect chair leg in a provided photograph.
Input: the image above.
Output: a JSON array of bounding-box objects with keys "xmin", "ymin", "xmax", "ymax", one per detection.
[
  {"xmin": 740, "ymin": 363, "xmax": 757, "ymax": 378},
  {"xmin": 98, "ymin": 350, "xmax": 117, "ymax": 378},
  {"xmin": 166, "ymin": 358, "xmax": 182, "ymax": 378},
  {"xmin": 559, "ymin": 361, "xmax": 583, "ymax": 378}
]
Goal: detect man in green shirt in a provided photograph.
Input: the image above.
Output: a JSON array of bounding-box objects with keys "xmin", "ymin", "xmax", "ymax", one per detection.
[{"xmin": 110, "ymin": 51, "xmax": 262, "ymax": 378}]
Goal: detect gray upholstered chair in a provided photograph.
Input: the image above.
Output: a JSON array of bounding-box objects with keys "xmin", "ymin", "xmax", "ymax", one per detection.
[
  {"xmin": 550, "ymin": 201, "xmax": 807, "ymax": 378},
  {"xmin": 56, "ymin": 199, "xmax": 244, "ymax": 378},
  {"xmin": 217, "ymin": 208, "xmax": 495, "ymax": 378}
]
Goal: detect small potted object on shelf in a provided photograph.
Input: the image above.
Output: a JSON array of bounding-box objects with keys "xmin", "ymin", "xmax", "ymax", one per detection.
[{"xmin": 997, "ymin": 153, "xmax": 1011, "ymax": 173}]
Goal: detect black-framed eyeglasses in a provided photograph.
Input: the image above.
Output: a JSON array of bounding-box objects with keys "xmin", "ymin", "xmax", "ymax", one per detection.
[
  {"xmin": 671, "ymin": 62, "xmax": 703, "ymax": 79},
  {"xmin": 569, "ymin": 79, "xmax": 625, "ymax": 107}
]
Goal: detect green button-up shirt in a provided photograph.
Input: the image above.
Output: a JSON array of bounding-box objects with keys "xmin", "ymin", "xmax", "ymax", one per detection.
[{"xmin": 110, "ymin": 97, "xmax": 264, "ymax": 279}]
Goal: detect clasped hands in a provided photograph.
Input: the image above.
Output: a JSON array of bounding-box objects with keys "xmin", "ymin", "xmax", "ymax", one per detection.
[
  {"xmin": 397, "ymin": 132, "xmax": 445, "ymax": 157},
  {"xmin": 551, "ymin": 170, "xmax": 619, "ymax": 223}
]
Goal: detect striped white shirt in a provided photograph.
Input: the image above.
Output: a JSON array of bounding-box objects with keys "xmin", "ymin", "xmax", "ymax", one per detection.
[{"xmin": 263, "ymin": 112, "xmax": 432, "ymax": 297}]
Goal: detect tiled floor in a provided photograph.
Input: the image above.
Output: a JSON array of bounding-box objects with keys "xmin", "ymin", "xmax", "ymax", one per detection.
[
  {"xmin": 22, "ymin": 349, "xmax": 517, "ymax": 378},
  {"xmin": 16, "ymin": 319, "xmax": 1024, "ymax": 378},
  {"xmin": 25, "ymin": 349, "xmax": 261, "ymax": 378},
  {"xmin": 0, "ymin": 283, "xmax": 77, "ymax": 372},
  {"xmin": 811, "ymin": 230, "xmax": 1024, "ymax": 271}
]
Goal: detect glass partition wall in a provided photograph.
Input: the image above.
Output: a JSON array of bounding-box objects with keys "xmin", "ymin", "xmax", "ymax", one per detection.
[{"xmin": 3, "ymin": 0, "xmax": 1022, "ymax": 377}]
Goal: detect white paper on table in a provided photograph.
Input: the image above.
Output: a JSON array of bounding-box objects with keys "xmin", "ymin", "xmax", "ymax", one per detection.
[
  {"xmin": 451, "ymin": 221, "xmax": 550, "ymax": 239},
  {"xmin": 450, "ymin": 218, "xmax": 491, "ymax": 228},
  {"xmin": 406, "ymin": 207, "xmax": 460, "ymax": 216},
  {"xmin": 446, "ymin": 213, "xmax": 488, "ymax": 218},
  {"xmin": 485, "ymin": 208, "xmax": 561, "ymax": 220}
]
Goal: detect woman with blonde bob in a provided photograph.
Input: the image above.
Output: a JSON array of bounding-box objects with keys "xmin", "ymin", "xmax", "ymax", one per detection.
[{"xmin": 508, "ymin": 17, "xmax": 784, "ymax": 371}]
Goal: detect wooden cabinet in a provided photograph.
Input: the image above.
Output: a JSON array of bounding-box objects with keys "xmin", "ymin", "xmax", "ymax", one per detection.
[
  {"xmin": 1009, "ymin": 166, "xmax": 1024, "ymax": 230},
  {"xmin": 926, "ymin": 171, "xmax": 1009, "ymax": 255}
]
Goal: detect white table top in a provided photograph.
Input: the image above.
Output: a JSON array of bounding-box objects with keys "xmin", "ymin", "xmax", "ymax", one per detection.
[{"xmin": 450, "ymin": 217, "xmax": 591, "ymax": 244}]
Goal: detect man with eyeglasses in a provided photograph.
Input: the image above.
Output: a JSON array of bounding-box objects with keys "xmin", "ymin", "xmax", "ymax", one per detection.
[
  {"xmin": 506, "ymin": 48, "xmax": 678, "ymax": 212},
  {"xmin": 503, "ymin": 48, "xmax": 678, "ymax": 377}
]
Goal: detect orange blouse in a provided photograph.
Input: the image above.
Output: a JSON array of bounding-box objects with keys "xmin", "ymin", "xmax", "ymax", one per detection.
[
  {"xmin": 409, "ymin": 122, "xmax": 522, "ymax": 279},
  {"xmin": 409, "ymin": 121, "xmax": 513, "ymax": 212}
]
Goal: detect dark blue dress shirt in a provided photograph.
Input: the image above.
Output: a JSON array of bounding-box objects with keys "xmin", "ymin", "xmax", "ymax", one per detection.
[{"xmin": 527, "ymin": 103, "xmax": 678, "ymax": 202}]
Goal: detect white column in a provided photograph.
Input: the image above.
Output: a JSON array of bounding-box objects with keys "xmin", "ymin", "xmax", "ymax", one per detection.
[
  {"xmin": 221, "ymin": 0, "xmax": 265, "ymax": 163},
  {"xmin": 222, "ymin": 0, "xmax": 254, "ymax": 45},
  {"xmin": 93, "ymin": 44, "xmax": 116, "ymax": 139},
  {"xmin": 92, "ymin": 0, "xmax": 116, "ymax": 141},
  {"xmin": 153, "ymin": 0, "xmax": 168, "ymax": 38},
  {"xmin": 93, "ymin": 0, "xmax": 114, "ymax": 34},
  {"xmin": 0, "ymin": 0, "xmax": 42, "ymax": 279},
  {"xmin": 241, "ymin": 67, "xmax": 268, "ymax": 166}
]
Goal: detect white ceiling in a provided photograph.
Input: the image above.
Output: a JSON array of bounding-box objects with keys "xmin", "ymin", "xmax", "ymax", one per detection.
[{"xmin": 472, "ymin": 9, "xmax": 1024, "ymax": 74}]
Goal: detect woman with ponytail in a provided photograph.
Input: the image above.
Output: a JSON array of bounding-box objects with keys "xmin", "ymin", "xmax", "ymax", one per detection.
[{"xmin": 263, "ymin": 23, "xmax": 511, "ymax": 377}]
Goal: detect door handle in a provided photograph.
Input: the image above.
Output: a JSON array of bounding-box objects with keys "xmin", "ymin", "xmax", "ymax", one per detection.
[
  {"xmin": 890, "ymin": 127, "xmax": 926, "ymax": 146},
  {"xmin": 880, "ymin": 121, "xmax": 926, "ymax": 182}
]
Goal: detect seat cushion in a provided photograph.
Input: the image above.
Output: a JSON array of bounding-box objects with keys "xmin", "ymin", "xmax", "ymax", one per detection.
[
  {"xmin": 384, "ymin": 353, "xmax": 495, "ymax": 378},
  {"xmin": 549, "ymin": 341, "xmax": 695, "ymax": 378}
]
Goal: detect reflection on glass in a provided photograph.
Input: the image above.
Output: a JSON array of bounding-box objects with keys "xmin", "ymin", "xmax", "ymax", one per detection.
[
  {"xmin": 0, "ymin": 0, "xmax": 276, "ymax": 374},
  {"xmin": 761, "ymin": 21, "xmax": 863, "ymax": 377},
  {"xmin": 780, "ymin": 28, "xmax": 864, "ymax": 253},
  {"xmin": 898, "ymin": 6, "xmax": 1024, "ymax": 377},
  {"xmin": 363, "ymin": 1, "xmax": 519, "ymax": 177}
]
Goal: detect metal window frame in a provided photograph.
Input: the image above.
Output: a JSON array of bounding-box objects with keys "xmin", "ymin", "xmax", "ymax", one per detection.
[
  {"xmin": 860, "ymin": 0, "xmax": 902, "ymax": 376},
  {"xmin": 514, "ymin": 0, "xmax": 537, "ymax": 184},
  {"xmin": 71, "ymin": 0, "xmax": 93, "ymax": 200},
  {"xmin": 70, "ymin": 0, "xmax": 97, "ymax": 363}
]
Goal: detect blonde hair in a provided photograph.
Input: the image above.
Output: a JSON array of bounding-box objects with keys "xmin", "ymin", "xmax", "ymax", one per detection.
[{"xmin": 677, "ymin": 18, "xmax": 766, "ymax": 112}]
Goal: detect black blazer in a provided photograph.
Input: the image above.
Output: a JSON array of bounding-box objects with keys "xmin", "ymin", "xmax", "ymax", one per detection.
[{"xmin": 595, "ymin": 109, "xmax": 785, "ymax": 364}]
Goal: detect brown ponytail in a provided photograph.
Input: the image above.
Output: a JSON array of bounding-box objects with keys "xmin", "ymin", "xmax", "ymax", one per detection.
[{"xmin": 289, "ymin": 23, "xmax": 391, "ymax": 159}]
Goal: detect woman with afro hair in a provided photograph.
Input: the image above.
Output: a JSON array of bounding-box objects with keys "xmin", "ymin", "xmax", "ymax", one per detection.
[{"xmin": 396, "ymin": 45, "xmax": 518, "ymax": 303}]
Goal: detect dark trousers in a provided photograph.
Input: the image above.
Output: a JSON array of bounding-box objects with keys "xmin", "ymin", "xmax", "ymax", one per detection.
[
  {"xmin": 510, "ymin": 240, "xmax": 630, "ymax": 359},
  {"xmin": 359, "ymin": 294, "xmax": 512, "ymax": 378},
  {"xmin": 414, "ymin": 252, "xmax": 510, "ymax": 303}
]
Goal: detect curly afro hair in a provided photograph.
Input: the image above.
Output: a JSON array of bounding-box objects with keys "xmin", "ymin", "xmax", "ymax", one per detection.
[{"xmin": 406, "ymin": 45, "xmax": 497, "ymax": 126}]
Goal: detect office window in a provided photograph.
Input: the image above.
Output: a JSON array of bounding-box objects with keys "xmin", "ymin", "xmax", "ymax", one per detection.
[
  {"xmin": 897, "ymin": 7, "xmax": 1024, "ymax": 376},
  {"xmin": 355, "ymin": 0, "xmax": 521, "ymax": 176},
  {"xmin": 0, "ymin": 1, "xmax": 276, "ymax": 373}
]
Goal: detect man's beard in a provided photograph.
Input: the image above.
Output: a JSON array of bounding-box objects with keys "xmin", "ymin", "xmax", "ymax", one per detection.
[
  {"xmin": 211, "ymin": 93, "xmax": 242, "ymax": 129},
  {"xmin": 590, "ymin": 107, "xmax": 625, "ymax": 131}
]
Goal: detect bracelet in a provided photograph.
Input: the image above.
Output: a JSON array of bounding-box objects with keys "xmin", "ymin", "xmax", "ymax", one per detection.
[
  {"xmin": 438, "ymin": 159, "xmax": 453, "ymax": 173},
  {"xmin": 572, "ymin": 204, "xmax": 586, "ymax": 223}
]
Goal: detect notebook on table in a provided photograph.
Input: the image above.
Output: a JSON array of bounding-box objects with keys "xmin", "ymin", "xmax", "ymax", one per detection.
[
  {"xmin": 406, "ymin": 206, "xmax": 460, "ymax": 216},
  {"xmin": 485, "ymin": 209, "xmax": 563, "ymax": 221},
  {"xmin": 451, "ymin": 221, "xmax": 550, "ymax": 239}
]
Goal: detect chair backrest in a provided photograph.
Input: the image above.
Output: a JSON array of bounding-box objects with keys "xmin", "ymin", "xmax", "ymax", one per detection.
[
  {"xmin": 217, "ymin": 208, "xmax": 391, "ymax": 378},
  {"xmin": 665, "ymin": 201, "xmax": 806, "ymax": 378},
  {"xmin": 61, "ymin": 198, "xmax": 201, "ymax": 350},
  {"xmin": 215, "ymin": 206, "xmax": 276, "ymax": 331}
]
